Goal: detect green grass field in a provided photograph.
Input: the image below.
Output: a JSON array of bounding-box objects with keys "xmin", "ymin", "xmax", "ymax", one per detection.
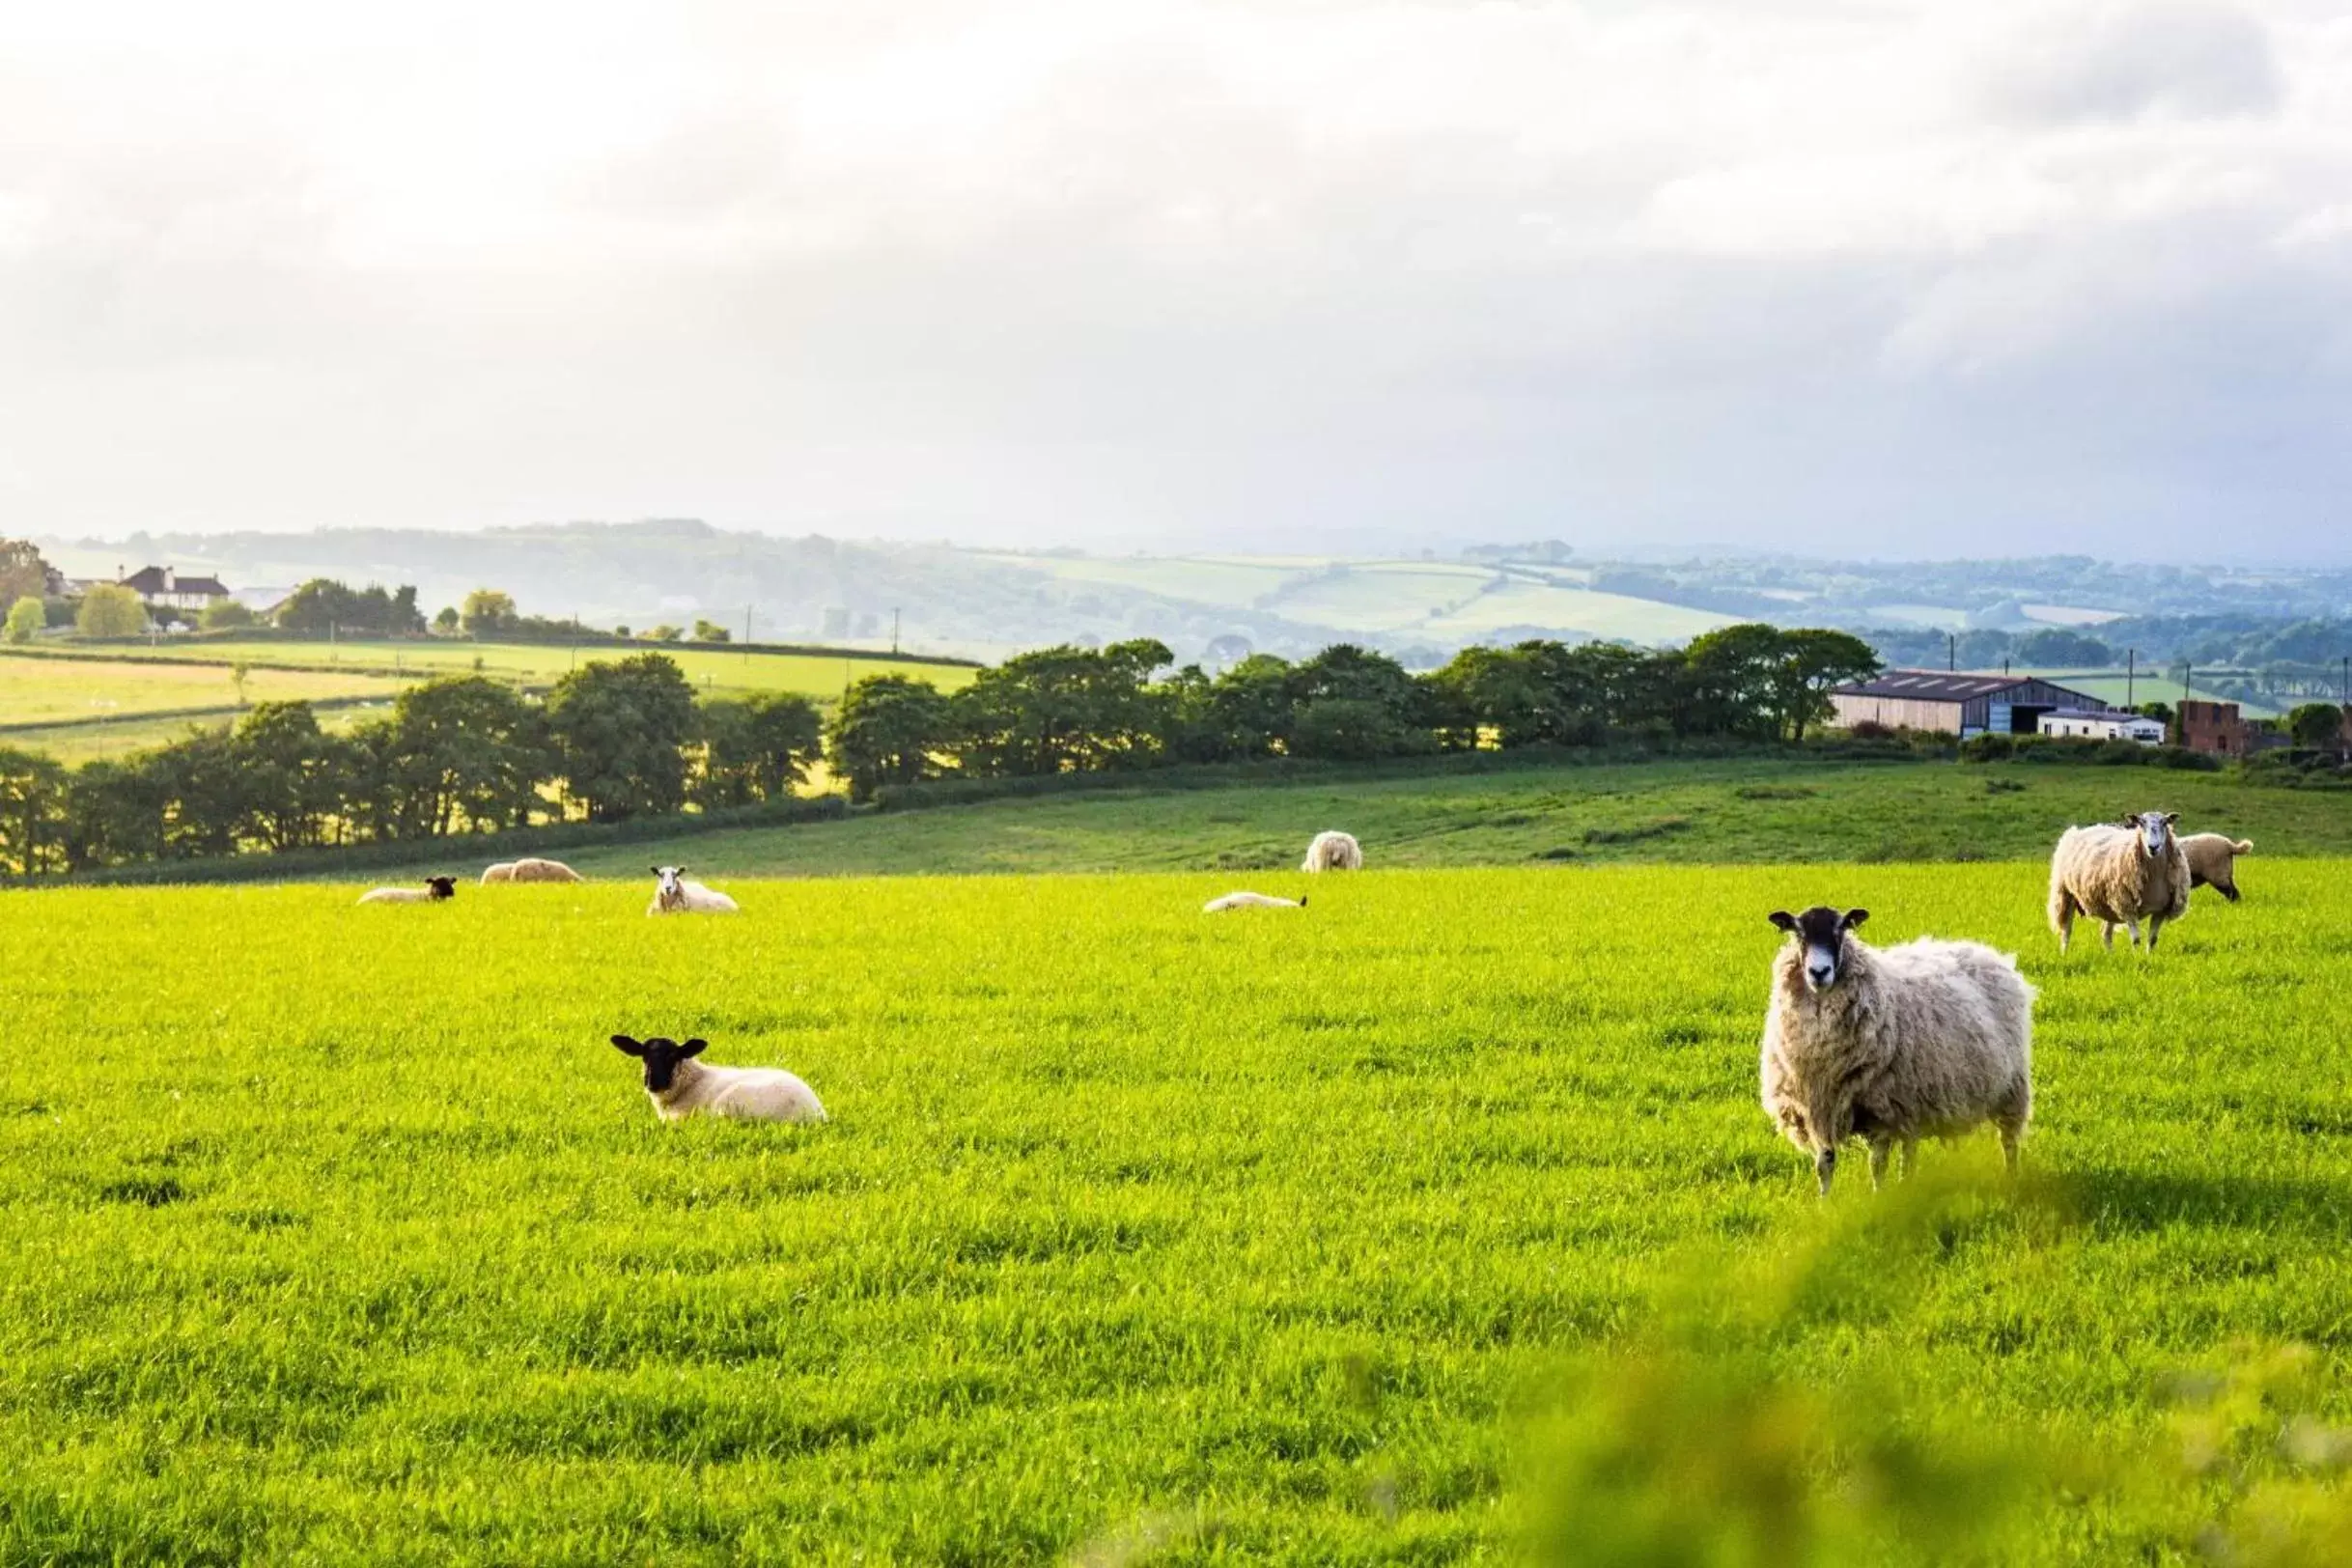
[
  {"xmin": 0, "ymin": 654, "xmax": 404, "ymax": 725},
  {"xmin": 6, "ymin": 862, "xmax": 2350, "ymax": 1561}
]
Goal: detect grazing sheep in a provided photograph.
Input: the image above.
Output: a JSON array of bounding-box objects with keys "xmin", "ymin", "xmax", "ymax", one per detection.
[
  {"xmin": 480, "ymin": 862, "xmax": 518, "ymax": 885},
  {"xmin": 647, "ymin": 865, "xmax": 740, "ymax": 915},
  {"xmin": 2048, "ymin": 812, "xmax": 2192, "ymax": 953},
  {"xmin": 1760, "ymin": 906, "xmax": 2034, "ymax": 1195},
  {"xmin": 507, "ymin": 857, "xmax": 583, "ymax": 884},
  {"xmin": 1203, "ymin": 890, "xmax": 1307, "ymax": 912},
  {"xmin": 610, "ymin": 1035, "xmax": 826, "ymax": 1123},
  {"xmin": 2178, "ymin": 833, "xmax": 2254, "ymax": 903},
  {"xmin": 1302, "ymin": 830, "xmax": 1363, "ymax": 873},
  {"xmin": 357, "ymin": 876, "xmax": 458, "ymax": 906}
]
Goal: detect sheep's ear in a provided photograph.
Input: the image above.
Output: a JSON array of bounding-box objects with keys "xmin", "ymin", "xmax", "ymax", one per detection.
[
  {"xmin": 2162, "ymin": 812, "xmax": 2179, "ymax": 825},
  {"xmin": 610, "ymin": 1035, "xmax": 645, "ymax": 1056},
  {"xmin": 649, "ymin": 866, "xmax": 661, "ymax": 876},
  {"xmin": 1841, "ymin": 909, "xmax": 1869, "ymax": 930},
  {"xmin": 680, "ymin": 1038, "xmax": 708, "ymax": 1059},
  {"xmin": 1768, "ymin": 910, "xmax": 1798, "ymax": 933},
  {"xmin": 2117, "ymin": 812, "xmax": 2140, "ymax": 826}
]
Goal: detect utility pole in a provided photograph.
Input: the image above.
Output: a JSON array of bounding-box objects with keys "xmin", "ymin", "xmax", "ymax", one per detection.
[
  {"xmin": 2126, "ymin": 649, "xmax": 2135, "ymax": 709},
  {"xmin": 744, "ymin": 603, "xmax": 753, "ymax": 662},
  {"xmin": 892, "ymin": 608, "xmax": 902, "ymax": 656}
]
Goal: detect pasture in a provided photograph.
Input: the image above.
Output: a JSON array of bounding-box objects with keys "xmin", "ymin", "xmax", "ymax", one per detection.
[{"xmin": 5, "ymin": 862, "xmax": 2351, "ymax": 1561}]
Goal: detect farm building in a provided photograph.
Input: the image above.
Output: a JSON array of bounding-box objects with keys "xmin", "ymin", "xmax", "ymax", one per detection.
[
  {"xmin": 2179, "ymin": 700, "xmax": 2249, "ymax": 757},
  {"xmin": 2040, "ymin": 708, "xmax": 2166, "ymax": 745},
  {"xmin": 117, "ymin": 565, "xmax": 232, "ymax": 613},
  {"xmin": 1828, "ymin": 671, "xmax": 2115, "ymax": 738}
]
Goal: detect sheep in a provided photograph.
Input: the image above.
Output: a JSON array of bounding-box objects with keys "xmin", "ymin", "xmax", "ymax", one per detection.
[
  {"xmin": 2178, "ymin": 833, "xmax": 2254, "ymax": 903},
  {"xmin": 1302, "ymin": 830, "xmax": 1363, "ymax": 873},
  {"xmin": 2048, "ymin": 811, "xmax": 2192, "ymax": 953},
  {"xmin": 647, "ymin": 865, "xmax": 740, "ymax": 915},
  {"xmin": 1203, "ymin": 891, "xmax": 1307, "ymax": 912},
  {"xmin": 480, "ymin": 862, "xmax": 518, "ymax": 885},
  {"xmin": 1759, "ymin": 906, "xmax": 2034, "ymax": 1195},
  {"xmin": 507, "ymin": 857, "xmax": 583, "ymax": 883},
  {"xmin": 357, "ymin": 876, "xmax": 458, "ymax": 906},
  {"xmin": 610, "ymin": 1035, "xmax": 826, "ymax": 1123}
]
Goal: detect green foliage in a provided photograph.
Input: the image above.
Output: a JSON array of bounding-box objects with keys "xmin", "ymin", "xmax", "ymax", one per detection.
[
  {"xmin": 358, "ymin": 676, "xmax": 552, "ymax": 838},
  {"xmin": 827, "ymin": 673, "xmax": 955, "ymax": 801},
  {"xmin": 199, "ymin": 598, "xmax": 256, "ymax": 631},
  {"xmin": 75, "ymin": 584, "xmax": 148, "ymax": 638},
  {"xmin": 277, "ymin": 579, "xmax": 426, "ymax": 635},
  {"xmin": 434, "ymin": 605, "xmax": 461, "ymax": 632},
  {"xmin": 698, "ymin": 693, "xmax": 823, "ymax": 807},
  {"xmin": 690, "ymin": 618, "xmax": 732, "ymax": 643},
  {"xmin": 0, "ymin": 746, "xmax": 67, "ymax": 875},
  {"xmin": 2287, "ymin": 703, "xmax": 2346, "ymax": 749},
  {"xmin": 4, "ymin": 596, "xmax": 42, "ymax": 646},
  {"xmin": 2011, "ymin": 627, "xmax": 2114, "ymax": 666},
  {"xmin": 460, "ymin": 588, "xmax": 518, "ymax": 635},
  {"xmin": 546, "ymin": 653, "xmax": 699, "ymax": 821},
  {"xmin": 0, "ymin": 539, "xmax": 52, "ymax": 607}
]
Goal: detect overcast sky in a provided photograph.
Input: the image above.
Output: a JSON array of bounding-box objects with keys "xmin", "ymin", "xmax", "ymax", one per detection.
[{"xmin": 5, "ymin": 1, "xmax": 2350, "ymax": 561}]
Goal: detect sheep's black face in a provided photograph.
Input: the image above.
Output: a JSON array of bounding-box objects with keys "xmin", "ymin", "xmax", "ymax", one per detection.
[
  {"xmin": 425, "ymin": 876, "xmax": 457, "ymax": 900},
  {"xmin": 1769, "ymin": 906, "xmax": 1867, "ymax": 992},
  {"xmin": 611, "ymin": 1034, "xmax": 708, "ymax": 1094}
]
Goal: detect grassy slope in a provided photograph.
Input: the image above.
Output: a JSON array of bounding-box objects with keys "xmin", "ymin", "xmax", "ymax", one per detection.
[
  {"xmin": 4, "ymin": 865, "xmax": 2348, "ymax": 1561},
  {"xmin": 0, "ymin": 654, "xmax": 403, "ymax": 724},
  {"xmin": 537, "ymin": 757, "xmax": 2352, "ymax": 883}
]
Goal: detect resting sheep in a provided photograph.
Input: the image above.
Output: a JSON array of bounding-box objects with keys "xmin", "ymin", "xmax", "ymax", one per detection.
[
  {"xmin": 357, "ymin": 876, "xmax": 457, "ymax": 906},
  {"xmin": 2048, "ymin": 812, "xmax": 2191, "ymax": 952},
  {"xmin": 611, "ymin": 1035, "xmax": 826, "ymax": 1123},
  {"xmin": 1760, "ymin": 907, "xmax": 2034, "ymax": 1195},
  {"xmin": 480, "ymin": 862, "xmax": 518, "ymax": 885},
  {"xmin": 1203, "ymin": 891, "xmax": 1306, "ymax": 912},
  {"xmin": 2178, "ymin": 833, "xmax": 2253, "ymax": 903},
  {"xmin": 648, "ymin": 865, "xmax": 740, "ymax": 915},
  {"xmin": 1302, "ymin": 830, "xmax": 1363, "ymax": 872}
]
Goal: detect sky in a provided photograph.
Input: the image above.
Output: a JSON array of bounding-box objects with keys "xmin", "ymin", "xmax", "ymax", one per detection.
[{"xmin": 4, "ymin": 0, "xmax": 2350, "ymax": 562}]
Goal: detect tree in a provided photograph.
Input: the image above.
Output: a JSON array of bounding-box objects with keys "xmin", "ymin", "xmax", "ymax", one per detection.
[
  {"xmin": 1285, "ymin": 644, "xmax": 1429, "ymax": 761},
  {"xmin": 230, "ymin": 702, "xmax": 346, "ymax": 851},
  {"xmin": 2288, "ymin": 702, "xmax": 2347, "ymax": 750},
  {"xmin": 381, "ymin": 676, "xmax": 553, "ymax": 834},
  {"xmin": 0, "ymin": 747, "xmax": 68, "ymax": 878},
  {"xmin": 546, "ymin": 654, "xmax": 699, "ymax": 820},
  {"xmin": 199, "ymin": 599, "xmax": 256, "ymax": 630},
  {"xmin": 951, "ymin": 640, "xmax": 1173, "ymax": 776},
  {"xmin": 0, "ymin": 541, "xmax": 52, "ymax": 607},
  {"xmin": 691, "ymin": 619, "xmax": 732, "ymax": 643},
  {"xmin": 461, "ymin": 589, "xmax": 518, "ymax": 636},
  {"xmin": 276, "ymin": 578, "xmax": 425, "ymax": 635},
  {"xmin": 641, "ymin": 625, "xmax": 683, "ymax": 642},
  {"xmin": 1772, "ymin": 630, "xmax": 1881, "ymax": 742},
  {"xmin": 434, "ymin": 606, "xmax": 461, "ymax": 633},
  {"xmin": 76, "ymin": 584, "xmax": 147, "ymax": 638},
  {"xmin": 2012, "ymin": 628, "xmax": 2113, "ymax": 668},
  {"xmin": 826, "ymin": 675, "xmax": 954, "ymax": 801},
  {"xmin": 699, "ymin": 693, "xmax": 823, "ymax": 806},
  {"xmin": 5, "ymin": 596, "xmax": 42, "ymax": 645}
]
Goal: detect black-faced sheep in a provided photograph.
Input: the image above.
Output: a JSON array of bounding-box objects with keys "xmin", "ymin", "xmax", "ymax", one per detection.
[
  {"xmin": 2178, "ymin": 833, "xmax": 2253, "ymax": 903},
  {"xmin": 1302, "ymin": 831, "xmax": 1363, "ymax": 872},
  {"xmin": 610, "ymin": 1035, "xmax": 826, "ymax": 1123},
  {"xmin": 647, "ymin": 865, "xmax": 740, "ymax": 915},
  {"xmin": 2048, "ymin": 812, "xmax": 2191, "ymax": 952},
  {"xmin": 1759, "ymin": 907, "xmax": 2034, "ymax": 1195},
  {"xmin": 357, "ymin": 876, "xmax": 457, "ymax": 905}
]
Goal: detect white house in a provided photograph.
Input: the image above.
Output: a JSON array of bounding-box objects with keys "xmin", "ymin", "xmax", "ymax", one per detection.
[{"xmin": 2040, "ymin": 708, "xmax": 2166, "ymax": 745}]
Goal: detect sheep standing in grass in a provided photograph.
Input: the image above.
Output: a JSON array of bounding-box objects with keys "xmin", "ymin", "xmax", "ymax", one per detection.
[
  {"xmin": 1760, "ymin": 907, "xmax": 2033, "ymax": 1194},
  {"xmin": 2178, "ymin": 833, "xmax": 2254, "ymax": 903},
  {"xmin": 610, "ymin": 1035, "xmax": 826, "ymax": 1123},
  {"xmin": 507, "ymin": 857, "xmax": 582, "ymax": 884},
  {"xmin": 647, "ymin": 865, "xmax": 740, "ymax": 915},
  {"xmin": 358, "ymin": 876, "xmax": 458, "ymax": 906},
  {"xmin": 1302, "ymin": 831, "xmax": 1363, "ymax": 873},
  {"xmin": 2048, "ymin": 812, "xmax": 2191, "ymax": 952},
  {"xmin": 480, "ymin": 862, "xmax": 518, "ymax": 885},
  {"xmin": 1203, "ymin": 891, "xmax": 1307, "ymax": 912}
]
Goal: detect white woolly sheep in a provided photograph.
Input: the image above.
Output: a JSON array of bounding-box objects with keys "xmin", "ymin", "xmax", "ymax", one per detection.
[
  {"xmin": 647, "ymin": 865, "xmax": 740, "ymax": 915},
  {"xmin": 1202, "ymin": 890, "xmax": 1307, "ymax": 912},
  {"xmin": 2178, "ymin": 833, "xmax": 2254, "ymax": 904},
  {"xmin": 2048, "ymin": 812, "xmax": 2191, "ymax": 952},
  {"xmin": 357, "ymin": 876, "xmax": 458, "ymax": 906},
  {"xmin": 610, "ymin": 1035, "xmax": 826, "ymax": 1123},
  {"xmin": 480, "ymin": 862, "xmax": 518, "ymax": 885},
  {"xmin": 1760, "ymin": 906, "xmax": 2034, "ymax": 1195},
  {"xmin": 1302, "ymin": 830, "xmax": 1363, "ymax": 873},
  {"xmin": 507, "ymin": 857, "xmax": 583, "ymax": 883}
]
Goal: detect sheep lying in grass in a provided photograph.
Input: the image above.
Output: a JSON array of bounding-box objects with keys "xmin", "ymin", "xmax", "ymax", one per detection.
[
  {"xmin": 485, "ymin": 857, "xmax": 582, "ymax": 885},
  {"xmin": 647, "ymin": 865, "xmax": 740, "ymax": 915},
  {"xmin": 357, "ymin": 876, "xmax": 457, "ymax": 905},
  {"xmin": 2178, "ymin": 833, "xmax": 2254, "ymax": 903},
  {"xmin": 480, "ymin": 862, "xmax": 518, "ymax": 885},
  {"xmin": 1302, "ymin": 830, "xmax": 1363, "ymax": 872},
  {"xmin": 1760, "ymin": 907, "xmax": 2033, "ymax": 1195},
  {"xmin": 1203, "ymin": 891, "xmax": 1307, "ymax": 912},
  {"xmin": 2048, "ymin": 811, "xmax": 2191, "ymax": 952},
  {"xmin": 610, "ymin": 1035, "xmax": 826, "ymax": 1123}
]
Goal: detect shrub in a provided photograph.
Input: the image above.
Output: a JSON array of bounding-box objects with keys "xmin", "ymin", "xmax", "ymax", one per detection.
[
  {"xmin": 75, "ymin": 584, "xmax": 147, "ymax": 638},
  {"xmin": 4, "ymin": 595, "xmax": 43, "ymax": 645}
]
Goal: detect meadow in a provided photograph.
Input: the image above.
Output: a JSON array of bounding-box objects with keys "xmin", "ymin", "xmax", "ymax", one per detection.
[{"xmin": 5, "ymin": 860, "xmax": 2351, "ymax": 1561}]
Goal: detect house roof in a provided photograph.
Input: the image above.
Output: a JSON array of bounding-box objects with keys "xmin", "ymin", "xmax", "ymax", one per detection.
[
  {"xmin": 1834, "ymin": 670, "xmax": 2038, "ymax": 702},
  {"xmin": 120, "ymin": 565, "xmax": 231, "ymax": 597}
]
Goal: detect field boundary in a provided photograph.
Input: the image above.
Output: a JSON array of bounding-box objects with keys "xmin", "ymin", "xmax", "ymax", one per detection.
[
  {"xmin": 0, "ymin": 692, "xmax": 397, "ymax": 737},
  {"xmin": 1, "ymin": 636, "xmax": 982, "ymax": 678}
]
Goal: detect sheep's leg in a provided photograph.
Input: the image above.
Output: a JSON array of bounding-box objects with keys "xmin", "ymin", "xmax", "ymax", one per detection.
[
  {"xmin": 1901, "ymin": 1139, "xmax": 1918, "ymax": 1180},
  {"xmin": 2126, "ymin": 916, "xmax": 2142, "ymax": 948},
  {"xmin": 1814, "ymin": 1144, "xmax": 1837, "ymax": 1196},
  {"xmin": 2056, "ymin": 898, "xmax": 2074, "ymax": 954},
  {"xmin": 1867, "ymin": 1138, "xmax": 1891, "ymax": 1190},
  {"xmin": 1999, "ymin": 1121, "xmax": 2024, "ymax": 1175},
  {"xmin": 2145, "ymin": 913, "xmax": 2165, "ymax": 952},
  {"xmin": 2100, "ymin": 922, "xmax": 2115, "ymax": 951}
]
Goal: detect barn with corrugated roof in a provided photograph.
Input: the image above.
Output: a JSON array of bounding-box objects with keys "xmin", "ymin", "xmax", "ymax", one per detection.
[{"xmin": 1829, "ymin": 671, "xmax": 2114, "ymax": 738}]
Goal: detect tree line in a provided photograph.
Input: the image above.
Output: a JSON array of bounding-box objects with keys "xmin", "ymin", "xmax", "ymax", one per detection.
[{"xmin": 0, "ymin": 627, "xmax": 1879, "ymax": 877}]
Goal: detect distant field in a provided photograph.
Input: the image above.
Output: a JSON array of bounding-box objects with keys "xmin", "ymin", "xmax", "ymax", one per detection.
[
  {"xmin": 2023, "ymin": 670, "xmax": 2279, "ymax": 718},
  {"xmin": 0, "ymin": 653, "xmax": 404, "ymax": 726},
  {"xmin": 1, "ymin": 707, "xmax": 384, "ymax": 767},
  {"xmin": 7, "ymin": 863, "xmax": 2350, "ymax": 1558}
]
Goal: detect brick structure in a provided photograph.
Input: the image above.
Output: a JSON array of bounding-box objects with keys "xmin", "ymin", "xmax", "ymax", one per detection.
[{"xmin": 2177, "ymin": 700, "xmax": 2248, "ymax": 757}]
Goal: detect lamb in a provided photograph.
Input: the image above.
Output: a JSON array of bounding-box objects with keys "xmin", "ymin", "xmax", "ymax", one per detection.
[
  {"xmin": 647, "ymin": 865, "xmax": 740, "ymax": 915},
  {"xmin": 2178, "ymin": 833, "xmax": 2254, "ymax": 904},
  {"xmin": 1302, "ymin": 830, "xmax": 1363, "ymax": 872},
  {"xmin": 1759, "ymin": 906, "xmax": 2033, "ymax": 1195},
  {"xmin": 610, "ymin": 1035, "xmax": 826, "ymax": 1123},
  {"xmin": 357, "ymin": 876, "xmax": 458, "ymax": 905},
  {"xmin": 2048, "ymin": 811, "xmax": 2192, "ymax": 952},
  {"xmin": 1203, "ymin": 891, "xmax": 1307, "ymax": 912}
]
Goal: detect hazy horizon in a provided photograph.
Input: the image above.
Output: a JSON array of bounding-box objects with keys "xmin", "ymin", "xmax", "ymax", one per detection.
[{"xmin": 7, "ymin": 2, "xmax": 2351, "ymax": 564}]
